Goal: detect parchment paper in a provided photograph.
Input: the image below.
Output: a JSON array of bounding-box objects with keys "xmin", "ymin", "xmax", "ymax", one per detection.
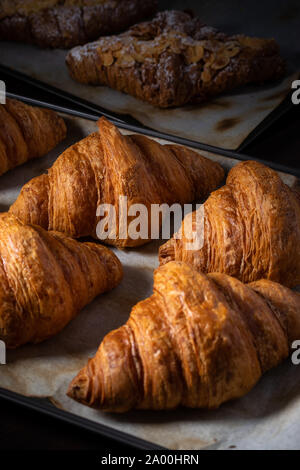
[
  {"xmin": 0, "ymin": 42, "xmax": 298, "ymax": 150},
  {"xmin": 0, "ymin": 114, "xmax": 299, "ymax": 450}
]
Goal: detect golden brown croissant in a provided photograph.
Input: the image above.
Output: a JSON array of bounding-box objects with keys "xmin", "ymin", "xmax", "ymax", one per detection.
[
  {"xmin": 9, "ymin": 117, "xmax": 224, "ymax": 248},
  {"xmin": 0, "ymin": 213, "xmax": 122, "ymax": 349},
  {"xmin": 67, "ymin": 261, "xmax": 300, "ymax": 412},
  {"xmin": 159, "ymin": 161, "xmax": 300, "ymax": 288},
  {"xmin": 0, "ymin": 98, "xmax": 66, "ymax": 176}
]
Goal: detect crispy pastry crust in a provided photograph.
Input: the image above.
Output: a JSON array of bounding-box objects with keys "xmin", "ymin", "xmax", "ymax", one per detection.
[
  {"xmin": 9, "ymin": 117, "xmax": 224, "ymax": 247},
  {"xmin": 67, "ymin": 261, "xmax": 300, "ymax": 412},
  {"xmin": 0, "ymin": 98, "xmax": 66, "ymax": 176},
  {"xmin": 66, "ymin": 10, "xmax": 285, "ymax": 108},
  {"xmin": 0, "ymin": 0, "xmax": 157, "ymax": 49},
  {"xmin": 159, "ymin": 161, "xmax": 300, "ymax": 287},
  {"xmin": 0, "ymin": 212, "xmax": 123, "ymax": 348}
]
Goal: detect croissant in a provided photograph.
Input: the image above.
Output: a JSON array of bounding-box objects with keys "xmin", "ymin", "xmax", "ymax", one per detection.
[
  {"xmin": 67, "ymin": 10, "xmax": 285, "ymax": 108},
  {"xmin": 0, "ymin": 213, "xmax": 122, "ymax": 349},
  {"xmin": 9, "ymin": 117, "xmax": 224, "ymax": 248},
  {"xmin": 159, "ymin": 160, "xmax": 300, "ymax": 288},
  {"xmin": 0, "ymin": 98, "xmax": 66, "ymax": 176},
  {"xmin": 67, "ymin": 261, "xmax": 300, "ymax": 412},
  {"xmin": 0, "ymin": 0, "xmax": 157, "ymax": 49}
]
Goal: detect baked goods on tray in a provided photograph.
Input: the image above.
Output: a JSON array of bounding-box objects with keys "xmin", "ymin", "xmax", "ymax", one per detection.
[
  {"xmin": 0, "ymin": 213, "xmax": 122, "ymax": 349},
  {"xmin": 0, "ymin": 98, "xmax": 66, "ymax": 176},
  {"xmin": 67, "ymin": 261, "xmax": 300, "ymax": 412},
  {"xmin": 9, "ymin": 116, "xmax": 224, "ymax": 248},
  {"xmin": 160, "ymin": 160, "xmax": 300, "ymax": 287},
  {"xmin": 66, "ymin": 10, "xmax": 286, "ymax": 108},
  {"xmin": 0, "ymin": 0, "xmax": 157, "ymax": 49}
]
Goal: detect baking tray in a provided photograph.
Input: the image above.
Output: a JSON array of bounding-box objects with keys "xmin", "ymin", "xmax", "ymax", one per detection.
[
  {"xmin": 1, "ymin": 0, "xmax": 299, "ymax": 150},
  {"xmin": 4, "ymin": 87, "xmax": 300, "ymax": 179},
  {"xmin": 0, "ymin": 388, "xmax": 164, "ymax": 450},
  {"xmin": 1, "ymin": 62, "xmax": 296, "ymax": 155},
  {"xmin": 0, "ymin": 103, "xmax": 299, "ymax": 450},
  {"xmin": 0, "ymin": 49, "xmax": 297, "ymax": 151}
]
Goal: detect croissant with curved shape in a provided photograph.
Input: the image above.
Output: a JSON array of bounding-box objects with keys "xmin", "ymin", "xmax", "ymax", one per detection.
[
  {"xmin": 10, "ymin": 117, "xmax": 224, "ymax": 248},
  {"xmin": 67, "ymin": 261, "xmax": 300, "ymax": 412},
  {"xmin": 0, "ymin": 213, "xmax": 122, "ymax": 349},
  {"xmin": 0, "ymin": 98, "xmax": 66, "ymax": 176},
  {"xmin": 159, "ymin": 161, "xmax": 300, "ymax": 288}
]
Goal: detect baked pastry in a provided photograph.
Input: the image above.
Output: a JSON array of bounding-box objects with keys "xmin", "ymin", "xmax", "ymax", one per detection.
[
  {"xmin": 0, "ymin": 0, "xmax": 157, "ymax": 49},
  {"xmin": 66, "ymin": 10, "xmax": 285, "ymax": 108},
  {"xmin": 9, "ymin": 117, "xmax": 224, "ymax": 248},
  {"xmin": 0, "ymin": 98, "xmax": 66, "ymax": 176},
  {"xmin": 159, "ymin": 161, "xmax": 300, "ymax": 288},
  {"xmin": 67, "ymin": 261, "xmax": 300, "ymax": 412},
  {"xmin": 0, "ymin": 212, "xmax": 122, "ymax": 349}
]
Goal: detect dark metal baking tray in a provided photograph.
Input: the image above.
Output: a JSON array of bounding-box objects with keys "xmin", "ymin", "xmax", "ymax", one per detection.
[
  {"xmin": 0, "ymin": 98, "xmax": 299, "ymax": 450},
  {"xmin": 0, "ymin": 63, "xmax": 297, "ymax": 173},
  {"xmin": 4, "ymin": 88, "xmax": 300, "ymax": 178},
  {"xmin": 0, "ymin": 388, "xmax": 165, "ymax": 450}
]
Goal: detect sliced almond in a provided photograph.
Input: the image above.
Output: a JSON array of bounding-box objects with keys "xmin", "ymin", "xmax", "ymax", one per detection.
[
  {"xmin": 101, "ymin": 51, "xmax": 114, "ymax": 67},
  {"xmin": 226, "ymin": 46, "xmax": 240, "ymax": 58},
  {"xmin": 237, "ymin": 36, "xmax": 264, "ymax": 49},
  {"xmin": 211, "ymin": 55, "xmax": 230, "ymax": 70},
  {"xmin": 116, "ymin": 54, "xmax": 135, "ymax": 68},
  {"xmin": 185, "ymin": 44, "xmax": 204, "ymax": 64},
  {"xmin": 201, "ymin": 67, "xmax": 212, "ymax": 82},
  {"xmin": 204, "ymin": 52, "xmax": 216, "ymax": 67}
]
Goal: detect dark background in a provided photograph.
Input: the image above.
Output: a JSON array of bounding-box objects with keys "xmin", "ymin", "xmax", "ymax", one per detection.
[
  {"xmin": 0, "ymin": 0, "xmax": 299, "ymax": 451},
  {"xmin": 160, "ymin": 0, "xmax": 300, "ymax": 68}
]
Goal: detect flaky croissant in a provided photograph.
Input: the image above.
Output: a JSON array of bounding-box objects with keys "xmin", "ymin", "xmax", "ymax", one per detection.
[
  {"xmin": 159, "ymin": 161, "xmax": 300, "ymax": 288},
  {"xmin": 68, "ymin": 261, "xmax": 300, "ymax": 412},
  {"xmin": 0, "ymin": 213, "xmax": 122, "ymax": 349},
  {"xmin": 9, "ymin": 117, "xmax": 224, "ymax": 247},
  {"xmin": 0, "ymin": 98, "xmax": 66, "ymax": 176}
]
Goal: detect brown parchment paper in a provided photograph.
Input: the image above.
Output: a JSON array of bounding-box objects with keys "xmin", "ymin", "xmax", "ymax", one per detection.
[
  {"xmin": 0, "ymin": 115, "xmax": 299, "ymax": 450},
  {"xmin": 0, "ymin": 41, "xmax": 298, "ymax": 150}
]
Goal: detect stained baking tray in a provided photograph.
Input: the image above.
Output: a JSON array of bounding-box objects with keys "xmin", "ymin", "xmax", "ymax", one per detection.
[
  {"xmin": 0, "ymin": 62, "xmax": 297, "ymax": 154},
  {"xmin": 0, "ymin": 101, "xmax": 299, "ymax": 450},
  {"xmin": 4, "ymin": 86, "xmax": 300, "ymax": 179}
]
